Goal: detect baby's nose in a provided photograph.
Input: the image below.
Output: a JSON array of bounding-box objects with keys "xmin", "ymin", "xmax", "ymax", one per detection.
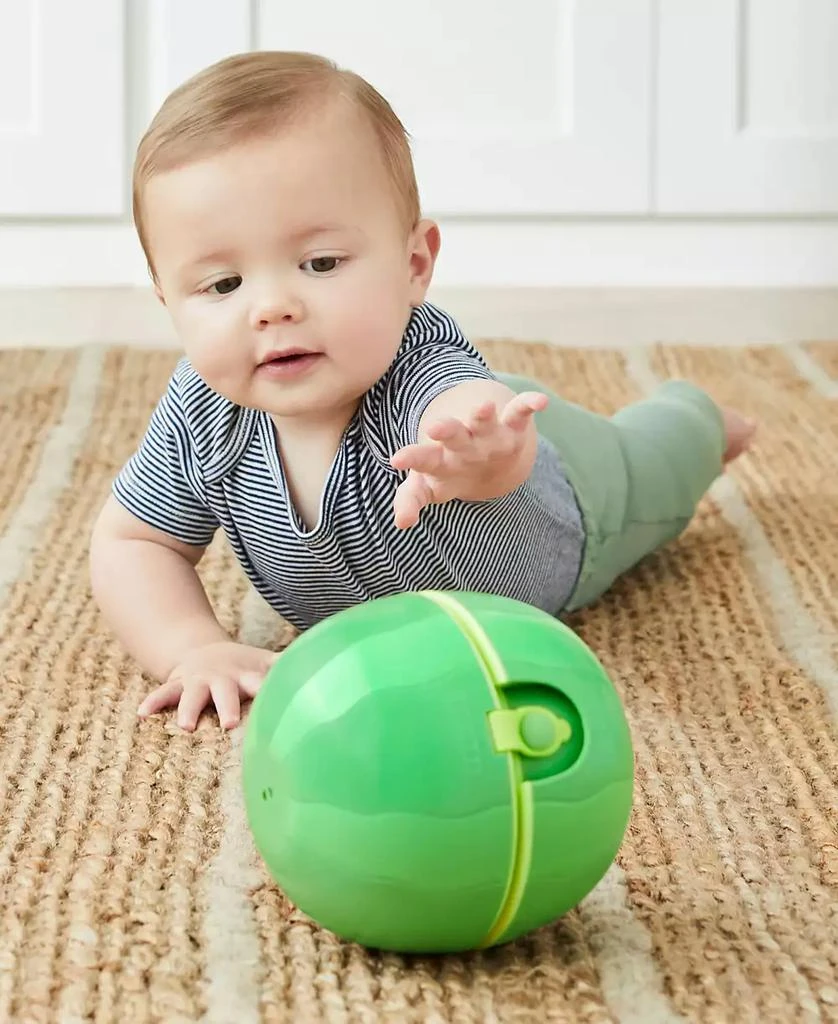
[{"xmin": 250, "ymin": 291, "xmax": 304, "ymax": 328}]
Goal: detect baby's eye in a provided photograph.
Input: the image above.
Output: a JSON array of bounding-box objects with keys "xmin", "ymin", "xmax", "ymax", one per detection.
[
  {"xmin": 207, "ymin": 275, "xmax": 242, "ymax": 295},
  {"xmin": 302, "ymin": 256, "xmax": 341, "ymax": 274}
]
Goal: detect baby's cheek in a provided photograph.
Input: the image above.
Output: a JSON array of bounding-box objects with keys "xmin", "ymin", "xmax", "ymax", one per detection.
[
  {"xmin": 346, "ymin": 319, "xmax": 402, "ymax": 383},
  {"xmin": 343, "ymin": 284, "xmax": 410, "ymax": 351},
  {"xmin": 180, "ymin": 308, "xmax": 248, "ymax": 399}
]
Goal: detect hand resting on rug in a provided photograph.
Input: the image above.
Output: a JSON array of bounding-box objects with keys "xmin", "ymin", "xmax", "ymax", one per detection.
[
  {"xmin": 137, "ymin": 641, "xmax": 278, "ymax": 732},
  {"xmin": 90, "ymin": 495, "xmax": 279, "ymax": 732}
]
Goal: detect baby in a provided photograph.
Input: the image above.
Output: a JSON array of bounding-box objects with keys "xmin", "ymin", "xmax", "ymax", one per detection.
[{"xmin": 90, "ymin": 51, "xmax": 755, "ymax": 732}]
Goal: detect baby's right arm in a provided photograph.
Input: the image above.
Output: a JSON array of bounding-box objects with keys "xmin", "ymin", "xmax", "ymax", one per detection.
[
  {"xmin": 90, "ymin": 494, "xmax": 227, "ymax": 678},
  {"xmin": 89, "ymin": 496, "xmax": 276, "ymax": 729}
]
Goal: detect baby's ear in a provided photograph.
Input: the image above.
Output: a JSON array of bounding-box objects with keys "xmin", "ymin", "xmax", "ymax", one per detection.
[
  {"xmin": 408, "ymin": 219, "xmax": 441, "ymax": 305},
  {"xmin": 147, "ymin": 263, "xmax": 165, "ymax": 306}
]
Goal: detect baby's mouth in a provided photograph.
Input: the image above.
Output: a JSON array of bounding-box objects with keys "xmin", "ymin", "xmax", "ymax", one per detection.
[
  {"xmin": 259, "ymin": 346, "xmax": 320, "ymax": 364},
  {"xmin": 265, "ymin": 353, "xmax": 307, "ymax": 365},
  {"xmin": 257, "ymin": 350, "xmax": 323, "ymax": 378}
]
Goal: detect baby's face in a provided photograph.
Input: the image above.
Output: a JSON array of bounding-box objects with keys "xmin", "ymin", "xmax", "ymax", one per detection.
[{"xmin": 142, "ymin": 101, "xmax": 438, "ymax": 430}]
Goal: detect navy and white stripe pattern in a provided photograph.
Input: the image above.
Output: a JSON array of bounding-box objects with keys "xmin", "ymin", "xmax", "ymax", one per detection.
[{"xmin": 113, "ymin": 302, "xmax": 585, "ymax": 630}]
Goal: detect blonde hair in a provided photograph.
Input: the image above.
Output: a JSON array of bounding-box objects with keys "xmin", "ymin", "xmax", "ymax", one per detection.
[{"xmin": 132, "ymin": 51, "xmax": 421, "ymax": 271}]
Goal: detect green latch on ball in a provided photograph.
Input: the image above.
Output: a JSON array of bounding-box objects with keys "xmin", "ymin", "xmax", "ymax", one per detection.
[{"xmin": 488, "ymin": 706, "xmax": 572, "ymax": 758}]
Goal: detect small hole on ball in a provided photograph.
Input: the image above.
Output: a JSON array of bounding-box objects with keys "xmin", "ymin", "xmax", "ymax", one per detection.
[{"xmin": 262, "ymin": 787, "xmax": 273, "ymax": 801}]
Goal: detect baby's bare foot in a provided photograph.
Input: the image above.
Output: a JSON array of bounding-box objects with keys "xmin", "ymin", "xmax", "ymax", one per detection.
[{"xmin": 721, "ymin": 407, "xmax": 756, "ymax": 463}]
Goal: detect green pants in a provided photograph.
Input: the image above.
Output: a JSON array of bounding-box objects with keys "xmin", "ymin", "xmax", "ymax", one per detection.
[{"xmin": 498, "ymin": 372, "xmax": 725, "ymax": 611}]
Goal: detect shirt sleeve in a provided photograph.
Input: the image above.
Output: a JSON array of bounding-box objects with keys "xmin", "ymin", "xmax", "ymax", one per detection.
[
  {"xmin": 384, "ymin": 341, "xmax": 497, "ymax": 451},
  {"xmin": 112, "ymin": 370, "xmax": 219, "ymax": 546}
]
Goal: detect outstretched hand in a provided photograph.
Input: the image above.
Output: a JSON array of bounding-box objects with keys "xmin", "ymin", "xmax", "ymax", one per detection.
[{"xmin": 390, "ymin": 390, "xmax": 547, "ymax": 529}]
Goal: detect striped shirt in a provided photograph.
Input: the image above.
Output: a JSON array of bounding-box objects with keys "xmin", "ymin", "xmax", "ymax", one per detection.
[{"xmin": 113, "ymin": 302, "xmax": 585, "ymax": 631}]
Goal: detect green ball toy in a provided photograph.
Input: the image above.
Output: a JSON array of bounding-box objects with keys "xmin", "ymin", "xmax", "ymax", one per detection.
[{"xmin": 242, "ymin": 590, "xmax": 634, "ymax": 954}]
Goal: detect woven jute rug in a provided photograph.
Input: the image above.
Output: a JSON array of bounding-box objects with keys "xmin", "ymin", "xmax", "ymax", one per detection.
[{"xmin": 1, "ymin": 339, "xmax": 837, "ymax": 1024}]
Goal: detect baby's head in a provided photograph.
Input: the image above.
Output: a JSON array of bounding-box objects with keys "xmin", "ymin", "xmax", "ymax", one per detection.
[{"xmin": 134, "ymin": 51, "xmax": 440, "ymax": 426}]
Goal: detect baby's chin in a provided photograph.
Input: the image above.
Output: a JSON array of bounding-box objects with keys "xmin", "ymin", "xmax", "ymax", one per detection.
[
  {"xmin": 188, "ymin": 348, "xmax": 387, "ymax": 425},
  {"xmin": 248, "ymin": 378, "xmax": 367, "ymax": 431}
]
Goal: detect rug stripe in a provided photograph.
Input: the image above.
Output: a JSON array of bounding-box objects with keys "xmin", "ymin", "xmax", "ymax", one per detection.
[
  {"xmin": 627, "ymin": 343, "xmax": 837, "ymax": 1015},
  {"xmin": 647, "ymin": 343, "xmax": 838, "ymax": 642},
  {"xmin": 782, "ymin": 343, "xmax": 838, "ymax": 399},
  {"xmin": 579, "ymin": 866, "xmax": 687, "ymax": 1024},
  {"xmin": 708, "ymin": 473, "xmax": 838, "ymax": 718},
  {"xmin": 0, "ymin": 344, "xmax": 105, "ymax": 824},
  {"xmin": 623, "ymin": 346, "xmax": 826, "ymax": 1012},
  {"xmin": 0, "ymin": 346, "xmax": 104, "ymax": 606},
  {"xmin": 665, "ymin": 713, "xmax": 823, "ymax": 1017},
  {"xmin": 0, "ymin": 350, "xmax": 79, "ymax": 536},
  {"xmin": 200, "ymin": 727, "xmax": 264, "ymax": 1024},
  {"xmin": 0, "ymin": 345, "xmax": 105, "ymax": 830},
  {"xmin": 200, "ymin": 586, "xmax": 278, "ymax": 1024},
  {"xmin": 624, "ymin": 347, "xmax": 838, "ymax": 719},
  {"xmin": 0, "ymin": 346, "xmax": 106, "ymax": 1021},
  {"xmin": 802, "ymin": 341, "xmax": 838, "ymax": 382}
]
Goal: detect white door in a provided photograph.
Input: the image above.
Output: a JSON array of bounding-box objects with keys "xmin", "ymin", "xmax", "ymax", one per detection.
[
  {"xmin": 0, "ymin": 0, "xmax": 125, "ymax": 216},
  {"xmin": 656, "ymin": 0, "xmax": 838, "ymax": 214},
  {"xmin": 150, "ymin": 0, "xmax": 654, "ymax": 216}
]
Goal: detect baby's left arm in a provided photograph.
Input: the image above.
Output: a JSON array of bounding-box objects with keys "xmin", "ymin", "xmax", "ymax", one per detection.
[{"xmin": 389, "ymin": 379, "xmax": 548, "ymax": 530}]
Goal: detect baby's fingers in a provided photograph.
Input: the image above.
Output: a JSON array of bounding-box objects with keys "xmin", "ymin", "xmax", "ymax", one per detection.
[
  {"xmin": 176, "ymin": 680, "xmax": 212, "ymax": 732},
  {"xmin": 138, "ymin": 679, "xmax": 185, "ymax": 719},
  {"xmin": 210, "ymin": 678, "xmax": 242, "ymax": 731},
  {"xmin": 390, "ymin": 442, "xmax": 445, "ymax": 475},
  {"xmin": 424, "ymin": 417, "xmax": 472, "ymax": 451},
  {"xmin": 239, "ymin": 669, "xmax": 270, "ymax": 699},
  {"xmin": 468, "ymin": 401, "xmax": 498, "ymax": 436},
  {"xmin": 393, "ymin": 474, "xmax": 432, "ymax": 530},
  {"xmin": 500, "ymin": 391, "xmax": 548, "ymax": 431}
]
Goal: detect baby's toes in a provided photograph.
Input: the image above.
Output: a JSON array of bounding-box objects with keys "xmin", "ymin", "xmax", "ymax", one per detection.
[{"xmin": 721, "ymin": 407, "xmax": 757, "ymax": 463}]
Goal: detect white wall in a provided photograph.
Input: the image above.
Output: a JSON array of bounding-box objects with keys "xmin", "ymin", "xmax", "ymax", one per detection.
[{"xmin": 0, "ymin": 0, "xmax": 837, "ymax": 289}]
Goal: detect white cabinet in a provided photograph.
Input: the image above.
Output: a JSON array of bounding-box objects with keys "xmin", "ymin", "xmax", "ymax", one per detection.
[
  {"xmin": 656, "ymin": 0, "xmax": 838, "ymax": 214},
  {"xmin": 0, "ymin": 0, "xmax": 125, "ymax": 216},
  {"xmin": 151, "ymin": 0, "xmax": 838, "ymax": 217},
  {"xmin": 2, "ymin": 1, "xmax": 837, "ymax": 287},
  {"xmin": 5, "ymin": 1, "xmax": 837, "ymax": 220},
  {"xmin": 256, "ymin": 0, "xmax": 653, "ymax": 215},
  {"xmin": 151, "ymin": 0, "xmax": 653, "ymax": 216},
  {"xmin": 145, "ymin": 0, "xmax": 253, "ymax": 122}
]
